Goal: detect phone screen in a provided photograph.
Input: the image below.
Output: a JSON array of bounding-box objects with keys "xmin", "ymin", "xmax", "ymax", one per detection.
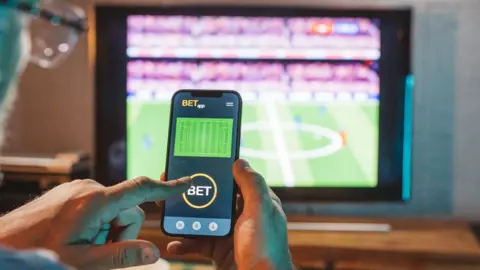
[{"xmin": 163, "ymin": 90, "xmax": 241, "ymax": 237}]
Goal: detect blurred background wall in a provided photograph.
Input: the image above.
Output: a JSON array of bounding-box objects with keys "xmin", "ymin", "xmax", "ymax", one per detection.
[{"xmin": 2, "ymin": 0, "xmax": 480, "ymax": 220}]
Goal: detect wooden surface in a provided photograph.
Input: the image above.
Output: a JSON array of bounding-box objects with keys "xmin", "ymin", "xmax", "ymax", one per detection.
[
  {"xmin": 0, "ymin": 153, "xmax": 87, "ymax": 174},
  {"xmin": 140, "ymin": 215, "xmax": 480, "ymax": 269},
  {"xmin": 286, "ymin": 216, "xmax": 480, "ymax": 262}
]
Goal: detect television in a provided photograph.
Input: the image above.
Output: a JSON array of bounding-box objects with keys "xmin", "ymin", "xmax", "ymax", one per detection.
[{"xmin": 95, "ymin": 6, "xmax": 412, "ymax": 202}]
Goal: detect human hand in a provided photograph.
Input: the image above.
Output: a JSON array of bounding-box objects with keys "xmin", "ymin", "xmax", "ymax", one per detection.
[
  {"xmin": 164, "ymin": 159, "xmax": 293, "ymax": 270},
  {"xmin": 0, "ymin": 176, "xmax": 192, "ymax": 270}
]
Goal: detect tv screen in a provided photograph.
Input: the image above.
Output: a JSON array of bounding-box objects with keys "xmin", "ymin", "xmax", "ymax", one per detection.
[{"xmin": 95, "ymin": 7, "xmax": 411, "ymax": 201}]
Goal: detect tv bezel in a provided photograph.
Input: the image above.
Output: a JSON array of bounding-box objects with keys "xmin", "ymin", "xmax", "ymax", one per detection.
[{"xmin": 95, "ymin": 5, "xmax": 412, "ymax": 202}]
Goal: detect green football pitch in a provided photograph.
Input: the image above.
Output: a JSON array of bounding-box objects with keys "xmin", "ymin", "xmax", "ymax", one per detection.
[{"xmin": 127, "ymin": 100, "xmax": 379, "ymax": 188}]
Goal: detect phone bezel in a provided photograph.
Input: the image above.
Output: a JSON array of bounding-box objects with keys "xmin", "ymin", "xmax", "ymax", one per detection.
[{"xmin": 160, "ymin": 89, "xmax": 242, "ymax": 238}]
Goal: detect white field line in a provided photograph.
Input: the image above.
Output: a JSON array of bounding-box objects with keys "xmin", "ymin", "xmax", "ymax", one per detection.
[{"xmin": 264, "ymin": 101, "xmax": 295, "ymax": 187}]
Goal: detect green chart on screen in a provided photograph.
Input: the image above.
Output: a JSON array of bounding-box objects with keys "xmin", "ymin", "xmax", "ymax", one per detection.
[{"xmin": 174, "ymin": 117, "xmax": 233, "ymax": 158}]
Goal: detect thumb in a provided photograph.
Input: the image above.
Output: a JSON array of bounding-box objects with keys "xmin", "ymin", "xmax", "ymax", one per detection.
[
  {"xmin": 232, "ymin": 159, "xmax": 272, "ymax": 210},
  {"xmin": 64, "ymin": 240, "xmax": 160, "ymax": 270},
  {"xmin": 167, "ymin": 239, "xmax": 203, "ymax": 256}
]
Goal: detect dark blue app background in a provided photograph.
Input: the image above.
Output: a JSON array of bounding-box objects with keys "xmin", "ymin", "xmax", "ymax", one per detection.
[{"xmin": 164, "ymin": 91, "xmax": 240, "ymax": 236}]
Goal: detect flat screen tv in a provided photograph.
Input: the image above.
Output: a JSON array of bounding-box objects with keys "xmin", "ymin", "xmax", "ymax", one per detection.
[{"xmin": 95, "ymin": 6, "xmax": 412, "ymax": 202}]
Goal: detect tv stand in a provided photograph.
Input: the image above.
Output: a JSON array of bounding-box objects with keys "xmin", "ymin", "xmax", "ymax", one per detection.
[
  {"xmin": 287, "ymin": 221, "xmax": 391, "ymax": 232},
  {"xmin": 140, "ymin": 215, "xmax": 480, "ymax": 269}
]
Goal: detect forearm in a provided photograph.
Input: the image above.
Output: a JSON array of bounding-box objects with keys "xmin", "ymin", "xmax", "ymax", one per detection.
[
  {"xmin": 274, "ymin": 249, "xmax": 296, "ymax": 270},
  {"xmin": 236, "ymin": 252, "xmax": 296, "ymax": 270},
  {"xmin": 236, "ymin": 261, "xmax": 296, "ymax": 270}
]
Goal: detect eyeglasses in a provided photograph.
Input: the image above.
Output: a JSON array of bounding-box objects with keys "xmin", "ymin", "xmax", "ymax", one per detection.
[{"xmin": 0, "ymin": 0, "xmax": 88, "ymax": 68}]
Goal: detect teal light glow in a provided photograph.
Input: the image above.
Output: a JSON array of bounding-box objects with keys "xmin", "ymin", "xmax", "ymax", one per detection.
[{"xmin": 402, "ymin": 75, "xmax": 414, "ymax": 201}]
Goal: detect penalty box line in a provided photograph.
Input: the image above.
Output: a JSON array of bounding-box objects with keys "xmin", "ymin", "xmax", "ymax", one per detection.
[{"xmin": 264, "ymin": 101, "xmax": 295, "ymax": 187}]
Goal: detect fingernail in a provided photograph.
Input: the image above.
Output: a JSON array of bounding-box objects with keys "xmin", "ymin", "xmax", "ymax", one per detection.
[
  {"xmin": 179, "ymin": 176, "xmax": 192, "ymax": 183},
  {"xmin": 143, "ymin": 246, "xmax": 159, "ymax": 264},
  {"xmin": 176, "ymin": 176, "xmax": 192, "ymax": 186},
  {"xmin": 170, "ymin": 244, "xmax": 185, "ymax": 255},
  {"xmin": 238, "ymin": 159, "xmax": 250, "ymax": 168}
]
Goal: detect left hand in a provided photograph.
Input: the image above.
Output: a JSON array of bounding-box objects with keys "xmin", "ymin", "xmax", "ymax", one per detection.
[{"xmin": 0, "ymin": 176, "xmax": 192, "ymax": 270}]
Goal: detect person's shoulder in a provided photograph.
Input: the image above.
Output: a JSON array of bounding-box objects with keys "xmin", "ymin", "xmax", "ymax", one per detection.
[
  {"xmin": 0, "ymin": 245, "xmax": 69, "ymax": 270},
  {"xmin": 111, "ymin": 258, "xmax": 171, "ymax": 270}
]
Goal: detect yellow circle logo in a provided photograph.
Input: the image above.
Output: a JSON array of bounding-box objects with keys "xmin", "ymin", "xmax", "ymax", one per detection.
[{"xmin": 183, "ymin": 173, "xmax": 217, "ymax": 209}]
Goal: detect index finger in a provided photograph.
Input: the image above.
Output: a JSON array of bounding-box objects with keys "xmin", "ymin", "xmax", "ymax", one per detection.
[
  {"xmin": 155, "ymin": 173, "xmax": 166, "ymax": 208},
  {"xmin": 105, "ymin": 176, "xmax": 192, "ymax": 211}
]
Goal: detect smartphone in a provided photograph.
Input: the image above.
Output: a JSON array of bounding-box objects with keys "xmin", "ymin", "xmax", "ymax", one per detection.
[{"xmin": 161, "ymin": 89, "xmax": 242, "ymax": 237}]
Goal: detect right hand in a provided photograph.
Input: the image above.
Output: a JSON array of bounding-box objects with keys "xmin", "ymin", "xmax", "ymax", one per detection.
[
  {"xmin": 232, "ymin": 159, "xmax": 293, "ymax": 270},
  {"xmin": 166, "ymin": 159, "xmax": 293, "ymax": 270}
]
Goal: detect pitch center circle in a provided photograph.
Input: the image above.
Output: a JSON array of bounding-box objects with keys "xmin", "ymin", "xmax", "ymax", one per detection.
[{"xmin": 240, "ymin": 122, "xmax": 343, "ymax": 160}]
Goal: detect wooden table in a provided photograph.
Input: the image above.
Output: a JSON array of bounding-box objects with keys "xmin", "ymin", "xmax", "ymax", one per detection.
[{"xmin": 140, "ymin": 216, "xmax": 480, "ymax": 270}]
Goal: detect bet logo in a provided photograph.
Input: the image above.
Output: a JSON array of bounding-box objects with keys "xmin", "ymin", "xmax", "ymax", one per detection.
[
  {"xmin": 182, "ymin": 100, "xmax": 199, "ymax": 107},
  {"xmin": 187, "ymin": 186, "xmax": 213, "ymax": 196},
  {"xmin": 183, "ymin": 173, "xmax": 217, "ymax": 209}
]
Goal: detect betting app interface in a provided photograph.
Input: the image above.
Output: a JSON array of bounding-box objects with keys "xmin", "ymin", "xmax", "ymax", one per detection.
[{"xmin": 163, "ymin": 91, "xmax": 240, "ymax": 236}]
